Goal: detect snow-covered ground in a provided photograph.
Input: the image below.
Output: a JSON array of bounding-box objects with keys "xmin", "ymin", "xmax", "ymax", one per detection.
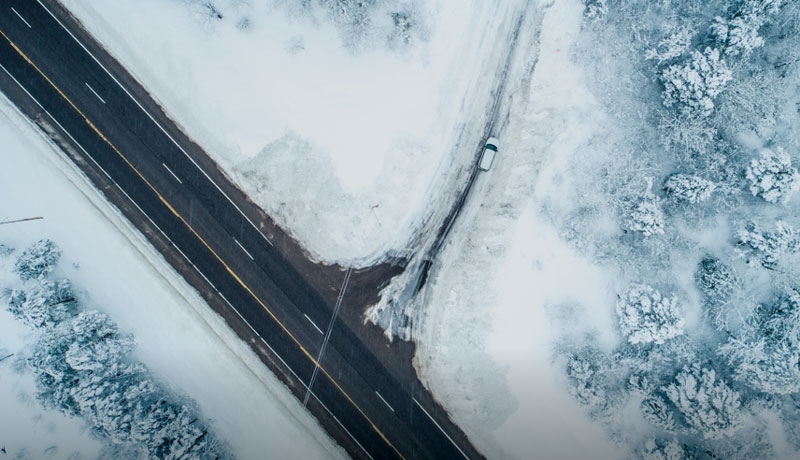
[
  {"xmin": 0, "ymin": 309, "xmax": 102, "ymax": 460},
  {"xmin": 416, "ymin": 0, "xmax": 800, "ymax": 458},
  {"xmin": 413, "ymin": 1, "xmax": 625, "ymax": 458},
  {"xmin": 0, "ymin": 98, "xmax": 344, "ymax": 459},
  {"xmin": 15, "ymin": 0, "xmax": 799, "ymax": 458},
  {"xmin": 61, "ymin": 0, "xmax": 524, "ymax": 266}
]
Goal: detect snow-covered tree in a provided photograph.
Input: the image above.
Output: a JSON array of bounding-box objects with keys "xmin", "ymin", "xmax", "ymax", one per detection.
[
  {"xmin": 737, "ymin": 221, "xmax": 799, "ymax": 269},
  {"xmin": 14, "ymin": 239, "xmax": 61, "ymax": 281},
  {"xmin": 6, "ymin": 279, "xmax": 76, "ymax": 328},
  {"xmin": 584, "ymin": 0, "xmax": 608, "ymax": 20},
  {"xmin": 626, "ymin": 180, "xmax": 665, "ymax": 236},
  {"xmin": 565, "ymin": 351, "xmax": 607, "ymax": 409},
  {"xmin": 617, "ymin": 284, "xmax": 684, "ymax": 345},
  {"xmin": 663, "ymin": 365, "xmax": 744, "ymax": 439},
  {"xmin": 742, "ymin": 0, "xmax": 787, "ymax": 17},
  {"xmin": 641, "ymin": 394, "xmax": 676, "ymax": 431},
  {"xmin": 661, "ymin": 47, "xmax": 732, "ymax": 117},
  {"xmin": 721, "ymin": 290, "xmax": 800, "ymax": 394},
  {"xmin": 724, "ymin": 338, "xmax": 800, "ymax": 394},
  {"xmin": 756, "ymin": 289, "xmax": 800, "ymax": 342},
  {"xmin": 73, "ymin": 362, "xmax": 153, "ymax": 444},
  {"xmin": 27, "ymin": 308, "xmax": 223, "ymax": 458},
  {"xmin": 308, "ymin": 0, "xmax": 428, "ymax": 50},
  {"xmin": 28, "ymin": 310, "xmax": 134, "ymax": 413},
  {"xmin": 694, "ymin": 257, "xmax": 738, "ymax": 307},
  {"xmin": 628, "ymin": 199, "xmax": 665, "ymax": 236},
  {"xmin": 29, "ymin": 329, "xmax": 82, "ymax": 415},
  {"xmin": 136, "ymin": 401, "xmax": 215, "ymax": 460},
  {"xmin": 710, "ymin": 15, "xmax": 765, "ymax": 57},
  {"xmin": 745, "ymin": 147, "xmax": 800, "ymax": 204},
  {"xmin": 564, "ymin": 346, "xmax": 626, "ymax": 416},
  {"xmin": 64, "ymin": 311, "xmax": 136, "ymax": 372},
  {"xmin": 646, "ymin": 27, "xmax": 694, "ymax": 64},
  {"xmin": 638, "ymin": 438, "xmax": 683, "ymax": 460},
  {"xmin": 664, "ymin": 174, "xmax": 716, "ymax": 203}
]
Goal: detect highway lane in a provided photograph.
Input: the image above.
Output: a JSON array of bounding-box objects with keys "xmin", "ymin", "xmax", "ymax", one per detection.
[
  {"xmin": 0, "ymin": 2, "xmax": 485, "ymax": 459},
  {"xmin": 0, "ymin": 10, "xmax": 397, "ymax": 459}
]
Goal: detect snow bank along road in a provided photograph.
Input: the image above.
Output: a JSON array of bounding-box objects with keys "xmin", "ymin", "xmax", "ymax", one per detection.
[{"xmin": 0, "ymin": 2, "xmax": 484, "ymax": 459}]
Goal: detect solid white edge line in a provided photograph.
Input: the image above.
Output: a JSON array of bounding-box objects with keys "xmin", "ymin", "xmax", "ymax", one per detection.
[
  {"xmin": 216, "ymin": 286, "xmax": 295, "ymax": 378},
  {"xmin": 233, "ymin": 238, "xmax": 254, "ymax": 261},
  {"xmin": 35, "ymin": 0, "xmax": 273, "ymax": 247},
  {"xmin": 219, "ymin": 291, "xmax": 374, "ymax": 460},
  {"xmin": 375, "ymin": 391, "xmax": 395, "ymax": 413},
  {"xmin": 194, "ymin": 268, "xmax": 216, "ymax": 292},
  {"xmin": 329, "ymin": 413, "xmax": 374, "ymax": 460},
  {"xmin": 84, "ymin": 81, "xmax": 105, "ymax": 104},
  {"xmin": 161, "ymin": 162, "xmax": 183, "ymax": 184},
  {"xmin": 10, "ymin": 7, "xmax": 33, "ymax": 29},
  {"xmin": 7, "ymin": 58, "xmax": 219, "ymax": 325},
  {"xmin": 0, "ymin": 63, "xmax": 116, "ymax": 186},
  {"xmin": 304, "ymin": 313, "xmax": 324, "ymax": 335},
  {"xmin": 413, "ymin": 398, "xmax": 470, "ymax": 460},
  {"xmin": 5, "ymin": 18, "xmax": 370, "ymax": 458},
  {"xmin": 2, "ymin": 60, "xmax": 224, "ymax": 339}
]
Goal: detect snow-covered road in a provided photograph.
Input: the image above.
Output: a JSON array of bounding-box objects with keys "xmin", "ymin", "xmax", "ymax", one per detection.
[
  {"xmin": 363, "ymin": 0, "xmax": 538, "ymax": 340},
  {"xmin": 413, "ymin": 1, "xmax": 625, "ymax": 458}
]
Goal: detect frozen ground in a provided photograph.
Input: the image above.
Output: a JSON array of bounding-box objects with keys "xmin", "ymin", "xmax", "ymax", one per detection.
[
  {"xmin": 414, "ymin": 1, "xmax": 624, "ymax": 458},
  {"xmin": 61, "ymin": 0, "xmax": 525, "ymax": 266},
  {"xmin": 0, "ymin": 98, "xmax": 344, "ymax": 459}
]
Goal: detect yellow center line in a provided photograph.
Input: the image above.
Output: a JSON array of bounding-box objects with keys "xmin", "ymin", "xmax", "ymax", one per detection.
[{"xmin": 0, "ymin": 27, "xmax": 406, "ymax": 460}]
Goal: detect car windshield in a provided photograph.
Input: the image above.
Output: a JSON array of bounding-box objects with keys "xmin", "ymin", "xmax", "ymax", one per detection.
[{"xmin": 486, "ymin": 144, "xmax": 498, "ymax": 151}]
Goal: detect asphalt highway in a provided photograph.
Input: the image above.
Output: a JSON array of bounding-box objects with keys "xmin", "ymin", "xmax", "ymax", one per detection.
[{"xmin": 0, "ymin": 2, "xmax": 485, "ymax": 459}]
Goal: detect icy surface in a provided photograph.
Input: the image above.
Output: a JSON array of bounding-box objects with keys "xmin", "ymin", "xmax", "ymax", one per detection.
[{"xmin": 0, "ymin": 99, "xmax": 343, "ymax": 459}]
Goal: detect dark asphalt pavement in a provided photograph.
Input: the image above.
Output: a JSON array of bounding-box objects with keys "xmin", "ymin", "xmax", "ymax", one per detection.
[{"xmin": 0, "ymin": 2, "xmax": 485, "ymax": 459}]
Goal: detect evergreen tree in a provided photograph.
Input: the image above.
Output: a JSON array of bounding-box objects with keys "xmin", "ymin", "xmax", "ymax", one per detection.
[
  {"xmin": 641, "ymin": 394, "xmax": 676, "ymax": 431},
  {"xmin": 737, "ymin": 221, "xmax": 799, "ymax": 269},
  {"xmin": 710, "ymin": 15, "xmax": 765, "ymax": 57},
  {"xmin": 14, "ymin": 239, "xmax": 61, "ymax": 281},
  {"xmin": 564, "ymin": 346, "xmax": 627, "ymax": 417},
  {"xmin": 6, "ymin": 279, "xmax": 76, "ymax": 328},
  {"xmin": 695, "ymin": 257, "xmax": 738, "ymax": 307},
  {"xmin": 617, "ymin": 284, "xmax": 684, "ymax": 345},
  {"xmin": 663, "ymin": 365, "xmax": 743, "ymax": 439},
  {"xmin": 694, "ymin": 257, "xmax": 739, "ymax": 329},
  {"xmin": 664, "ymin": 174, "xmax": 716, "ymax": 203},
  {"xmin": 626, "ymin": 181, "xmax": 665, "ymax": 236},
  {"xmin": 745, "ymin": 147, "xmax": 800, "ymax": 204},
  {"xmin": 26, "ymin": 308, "xmax": 223, "ymax": 458},
  {"xmin": 638, "ymin": 438, "xmax": 684, "ymax": 460},
  {"xmin": 661, "ymin": 47, "xmax": 732, "ymax": 117},
  {"xmin": 645, "ymin": 26, "xmax": 694, "ymax": 64},
  {"xmin": 720, "ymin": 290, "xmax": 800, "ymax": 394}
]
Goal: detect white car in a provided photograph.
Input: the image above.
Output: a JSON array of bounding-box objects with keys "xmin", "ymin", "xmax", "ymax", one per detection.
[{"xmin": 479, "ymin": 137, "xmax": 499, "ymax": 171}]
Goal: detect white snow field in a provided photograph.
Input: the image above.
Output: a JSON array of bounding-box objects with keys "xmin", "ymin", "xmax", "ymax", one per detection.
[
  {"xmin": 414, "ymin": 1, "xmax": 626, "ymax": 458},
  {"xmin": 61, "ymin": 0, "xmax": 526, "ymax": 266},
  {"xmin": 0, "ymin": 98, "xmax": 344, "ymax": 459}
]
